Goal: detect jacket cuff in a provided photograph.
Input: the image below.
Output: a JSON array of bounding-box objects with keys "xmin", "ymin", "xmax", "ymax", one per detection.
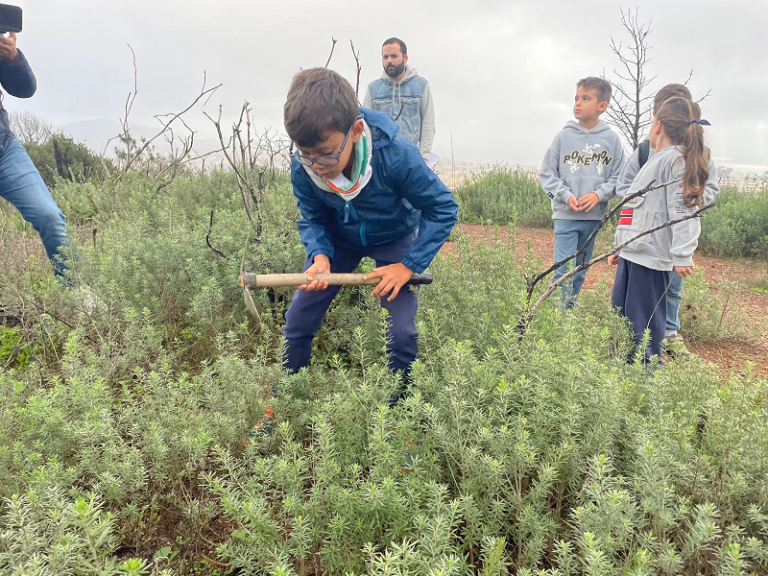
[
  {"xmin": 401, "ymin": 257, "xmax": 425, "ymax": 275},
  {"xmin": 672, "ymin": 256, "xmax": 694, "ymax": 268},
  {"xmin": 308, "ymin": 249, "xmax": 333, "ymax": 263}
]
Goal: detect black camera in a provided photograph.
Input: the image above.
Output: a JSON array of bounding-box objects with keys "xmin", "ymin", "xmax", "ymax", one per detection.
[{"xmin": 0, "ymin": 4, "xmax": 22, "ymax": 35}]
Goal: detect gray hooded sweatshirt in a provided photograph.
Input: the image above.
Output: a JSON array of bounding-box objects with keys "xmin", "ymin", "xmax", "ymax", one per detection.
[
  {"xmin": 616, "ymin": 136, "xmax": 720, "ymax": 204},
  {"xmin": 539, "ymin": 120, "xmax": 625, "ymax": 221},
  {"xmin": 614, "ymin": 145, "xmax": 701, "ymax": 271},
  {"xmin": 363, "ymin": 65, "xmax": 435, "ymax": 162}
]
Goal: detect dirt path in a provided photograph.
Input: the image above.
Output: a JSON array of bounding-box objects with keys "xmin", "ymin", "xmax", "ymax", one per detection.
[{"xmin": 442, "ymin": 224, "xmax": 768, "ymax": 378}]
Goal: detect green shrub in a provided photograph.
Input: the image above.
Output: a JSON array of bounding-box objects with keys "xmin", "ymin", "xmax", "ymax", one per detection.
[
  {"xmin": 455, "ymin": 169, "xmax": 552, "ymax": 228},
  {"xmin": 0, "ymin": 168, "xmax": 766, "ymax": 575},
  {"xmin": 680, "ymin": 271, "xmax": 760, "ymax": 342},
  {"xmin": 699, "ymin": 186, "xmax": 768, "ymax": 262}
]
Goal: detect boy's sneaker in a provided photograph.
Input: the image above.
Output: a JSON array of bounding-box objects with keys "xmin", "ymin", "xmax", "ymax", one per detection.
[
  {"xmin": 242, "ymin": 407, "xmax": 276, "ymax": 449},
  {"xmin": 664, "ymin": 334, "xmax": 692, "ymax": 359}
]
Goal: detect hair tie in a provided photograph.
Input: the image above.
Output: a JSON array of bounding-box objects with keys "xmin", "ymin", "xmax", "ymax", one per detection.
[{"xmin": 689, "ymin": 119, "xmax": 711, "ymax": 126}]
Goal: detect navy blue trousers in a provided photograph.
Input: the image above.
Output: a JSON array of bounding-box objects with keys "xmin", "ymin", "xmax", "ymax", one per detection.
[
  {"xmin": 283, "ymin": 232, "xmax": 419, "ymax": 374},
  {"xmin": 611, "ymin": 258, "xmax": 670, "ymax": 360}
]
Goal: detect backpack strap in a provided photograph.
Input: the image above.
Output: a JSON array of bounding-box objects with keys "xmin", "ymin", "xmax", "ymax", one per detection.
[{"xmin": 638, "ymin": 139, "xmax": 650, "ymax": 168}]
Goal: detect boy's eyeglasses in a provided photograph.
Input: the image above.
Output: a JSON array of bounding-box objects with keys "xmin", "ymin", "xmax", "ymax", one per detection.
[{"xmin": 293, "ymin": 114, "xmax": 363, "ymax": 167}]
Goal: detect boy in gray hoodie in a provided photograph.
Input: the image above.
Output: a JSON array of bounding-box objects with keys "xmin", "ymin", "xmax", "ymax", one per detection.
[{"xmin": 539, "ymin": 77, "xmax": 625, "ymax": 309}]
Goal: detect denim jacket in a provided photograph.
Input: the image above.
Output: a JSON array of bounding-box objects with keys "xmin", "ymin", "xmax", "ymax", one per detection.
[
  {"xmin": 290, "ymin": 108, "xmax": 457, "ymax": 274},
  {"xmin": 0, "ymin": 50, "xmax": 37, "ymax": 155},
  {"xmin": 363, "ymin": 66, "xmax": 435, "ymax": 161}
]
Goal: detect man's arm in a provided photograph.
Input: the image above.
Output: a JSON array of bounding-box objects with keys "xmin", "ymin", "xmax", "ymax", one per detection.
[
  {"xmin": 418, "ymin": 82, "xmax": 436, "ymax": 162},
  {"xmin": 0, "ymin": 35, "xmax": 36, "ymax": 98},
  {"xmin": 362, "ymin": 86, "xmax": 373, "ymax": 110}
]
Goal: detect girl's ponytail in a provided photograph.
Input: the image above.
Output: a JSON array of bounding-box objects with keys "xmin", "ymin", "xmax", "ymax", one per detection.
[{"xmin": 655, "ymin": 97, "xmax": 710, "ymax": 208}]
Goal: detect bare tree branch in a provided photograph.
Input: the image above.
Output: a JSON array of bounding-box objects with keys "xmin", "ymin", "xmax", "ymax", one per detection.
[
  {"xmin": 325, "ymin": 37, "xmax": 337, "ymax": 68},
  {"xmin": 521, "ymin": 203, "xmax": 714, "ymax": 328},
  {"xmin": 350, "ymin": 39, "xmax": 362, "ymax": 99},
  {"xmin": 120, "ymin": 81, "xmax": 221, "ymax": 174},
  {"xmin": 524, "ymin": 176, "xmax": 681, "ymax": 300},
  {"xmin": 206, "ymin": 209, "xmax": 226, "ymax": 259}
]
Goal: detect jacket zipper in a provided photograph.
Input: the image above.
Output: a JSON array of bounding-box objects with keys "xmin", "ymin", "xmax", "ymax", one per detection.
[{"xmin": 344, "ymin": 201, "xmax": 367, "ymax": 246}]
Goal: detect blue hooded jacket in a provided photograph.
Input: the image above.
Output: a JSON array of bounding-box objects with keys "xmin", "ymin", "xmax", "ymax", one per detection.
[{"xmin": 290, "ymin": 108, "xmax": 457, "ymax": 274}]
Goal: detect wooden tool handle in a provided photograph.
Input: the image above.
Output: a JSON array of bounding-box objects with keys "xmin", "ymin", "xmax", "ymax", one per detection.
[{"xmin": 240, "ymin": 272, "xmax": 433, "ymax": 288}]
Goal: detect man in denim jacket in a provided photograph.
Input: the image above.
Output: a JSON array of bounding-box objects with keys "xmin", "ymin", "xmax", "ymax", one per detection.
[
  {"xmin": 363, "ymin": 37, "xmax": 436, "ymax": 164},
  {"xmin": 0, "ymin": 32, "xmax": 70, "ymax": 277}
]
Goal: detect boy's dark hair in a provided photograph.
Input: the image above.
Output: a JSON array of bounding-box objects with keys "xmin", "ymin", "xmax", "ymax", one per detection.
[
  {"xmin": 653, "ymin": 83, "xmax": 692, "ymax": 115},
  {"xmin": 284, "ymin": 68, "xmax": 359, "ymax": 148},
  {"xmin": 576, "ymin": 77, "xmax": 612, "ymax": 104},
  {"xmin": 382, "ymin": 37, "xmax": 407, "ymax": 55}
]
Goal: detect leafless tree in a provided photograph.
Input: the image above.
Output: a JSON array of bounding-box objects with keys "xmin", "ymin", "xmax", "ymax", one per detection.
[
  {"xmin": 603, "ymin": 8, "xmax": 657, "ymax": 150},
  {"xmin": 204, "ymin": 102, "xmax": 280, "ymax": 234},
  {"xmin": 9, "ymin": 110, "xmax": 52, "ymax": 145},
  {"xmin": 603, "ymin": 9, "xmax": 710, "ymax": 151}
]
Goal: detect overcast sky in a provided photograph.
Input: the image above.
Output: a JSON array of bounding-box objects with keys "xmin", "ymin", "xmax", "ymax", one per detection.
[{"xmin": 8, "ymin": 0, "xmax": 768, "ymax": 173}]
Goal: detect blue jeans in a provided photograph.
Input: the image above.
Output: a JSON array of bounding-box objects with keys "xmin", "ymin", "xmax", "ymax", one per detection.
[
  {"xmin": 665, "ymin": 272, "xmax": 683, "ymax": 335},
  {"xmin": 553, "ymin": 219, "xmax": 601, "ymax": 309},
  {"xmin": 0, "ymin": 139, "xmax": 70, "ymax": 276},
  {"xmin": 283, "ymin": 232, "xmax": 419, "ymax": 374}
]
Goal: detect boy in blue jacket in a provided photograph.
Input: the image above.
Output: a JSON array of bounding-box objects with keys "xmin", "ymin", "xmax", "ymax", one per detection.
[{"xmin": 281, "ymin": 67, "xmax": 457, "ymax": 385}]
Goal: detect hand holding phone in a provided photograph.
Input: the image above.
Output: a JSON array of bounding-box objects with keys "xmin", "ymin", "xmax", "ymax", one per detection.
[{"xmin": 0, "ymin": 31, "xmax": 16, "ymax": 61}]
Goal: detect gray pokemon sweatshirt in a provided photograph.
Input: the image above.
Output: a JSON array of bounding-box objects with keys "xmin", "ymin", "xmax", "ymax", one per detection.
[
  {"xmin": 614, "ymin": 145, "xmax": 701, "ymax": 271},
  {"xmin": 539, "ymin": 120, "xmax": 625, "ymax": 221}
]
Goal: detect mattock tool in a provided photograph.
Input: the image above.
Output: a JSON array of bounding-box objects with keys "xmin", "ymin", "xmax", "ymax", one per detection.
[
  {"xmin": 239, "ymin": 272, "xmax": 433, "ymax": 288},
  {"xmin": 238, "ymin": 271, "xmax": 433, "ymax": 321}
]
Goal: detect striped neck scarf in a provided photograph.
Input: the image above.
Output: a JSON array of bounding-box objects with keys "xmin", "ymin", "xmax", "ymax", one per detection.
[{"xmin": 324, "ymin": 131, "xmax": 372, "ymax": 201}]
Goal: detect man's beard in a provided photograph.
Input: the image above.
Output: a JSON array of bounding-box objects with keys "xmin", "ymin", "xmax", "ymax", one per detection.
[{"xmin": 385, "ymin": 62, "xmax": 405, "ymax": 78}]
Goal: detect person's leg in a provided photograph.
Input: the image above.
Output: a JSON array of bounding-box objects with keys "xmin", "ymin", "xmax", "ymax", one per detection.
[
  {"xmin": 367, "ymin": 233, "xmax": 420, "ymax": 374},
  {"xmin": 665, "ymin": 273, "xmax": 684, "ymax": 338},
  {"xmin": 621, "ymin": 260, "xmax": 669, "ymax": 361},
  {"xmin": 648, "ymin": 271, "xmax": 670, "ymax": 359},
  {"xmin": 569, "ymin": 219, "xmax": 601, "ymax": 306},
  {"xmin": 0, "ymin": 139, "xmax": 70, "ymax": 277},
  {"xmin": 282, "ymin": 246, "xmax": 361, "ymax": 373},
  {"xmin": 611, "ymin": 257, "xmax": 630, "ymax": 314},
  {"xmin": 553, "ymin": 219, "xmax": 580, "ymax": 310}
]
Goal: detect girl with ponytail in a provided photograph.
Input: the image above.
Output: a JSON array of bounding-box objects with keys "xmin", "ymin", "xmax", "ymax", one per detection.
[{"xmin": 608, "ymin": 96, "xmax": 711, "ymax": 362}]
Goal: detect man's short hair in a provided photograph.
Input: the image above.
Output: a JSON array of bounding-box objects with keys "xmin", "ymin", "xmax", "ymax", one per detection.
[
  {"xmin": 284, "ymin": 67, "xmax": 359, "ymax": 148},
  {"xmin": 653, "ymin": 83, "xmax": 692, "ymax": 115},
  {"xmin": 382, "ymin": 37, "xmax": 407, "ymax": 55},
  {"xmin": 576, "ymin": 77, "xmax": 612, "ymax": 104}
]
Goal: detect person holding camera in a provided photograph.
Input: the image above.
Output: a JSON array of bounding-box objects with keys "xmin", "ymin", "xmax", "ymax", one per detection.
[{"xmin": 0, "ymin": 31, "xmax": 71, "ymax": 277}]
